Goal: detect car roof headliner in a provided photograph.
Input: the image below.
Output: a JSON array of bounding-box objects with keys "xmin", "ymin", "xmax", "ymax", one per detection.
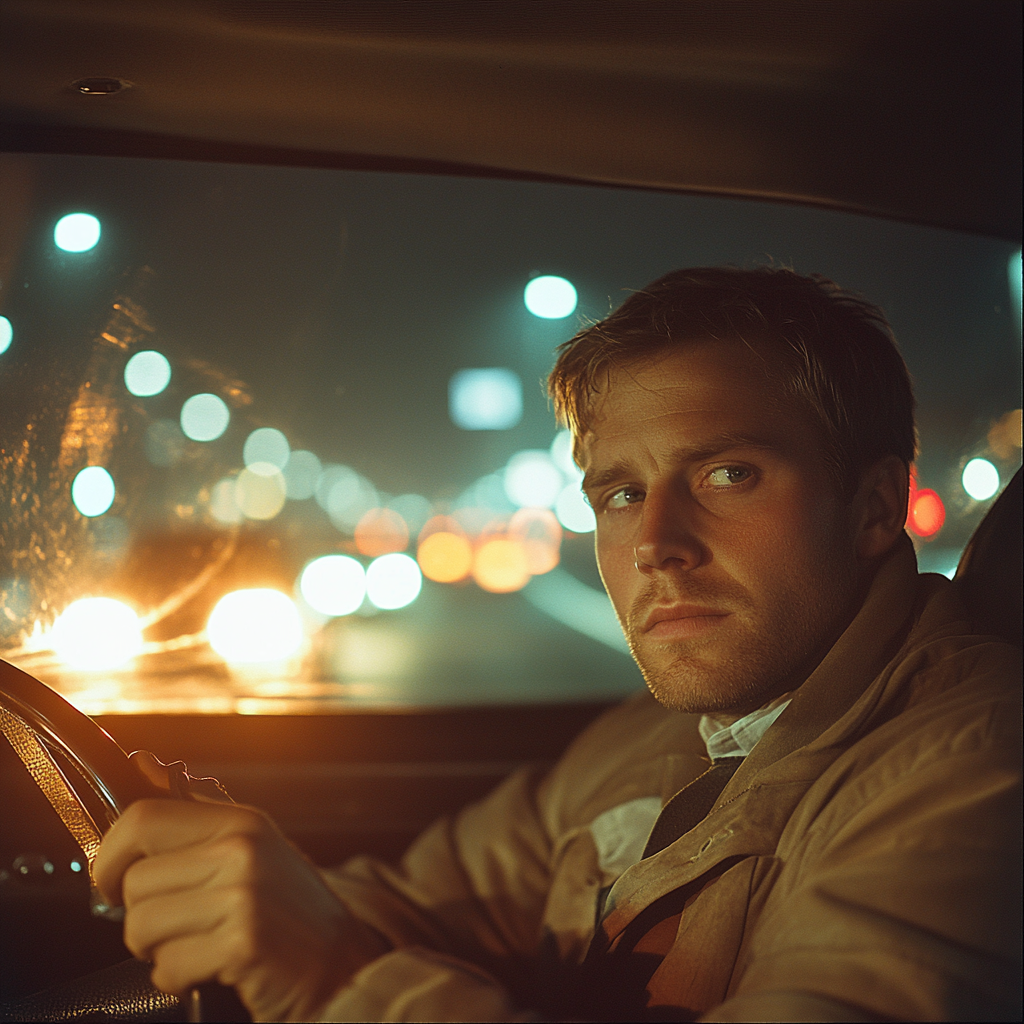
[{"xmin": 0, "ymin": 0, "xmax": 1020, "ymax": 241}]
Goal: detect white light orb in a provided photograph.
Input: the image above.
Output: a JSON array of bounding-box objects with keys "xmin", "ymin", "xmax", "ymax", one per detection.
[
  {"xmin": 504, "ymin": 450, "xmax": 564, "ymax": 509},
  {"xmin": 180, "ymin": 393, "xmax": 230, "ymax": 441},
  {"xmin": 366, "ymin": 553, "xmax": 422, "ymax": 610},
  {"xmin": 234, "ymin": 463, "xmax": 287, "ymax": 520},
  {"xmin": 71, "ymin": 466, "xmax": 115, "ymax": 517},
  {"xmin": 54, "ymin": 213, "xmax": 101, "ymax": 253},
  {"xmin": 0, "ymin": 315, "xmax": 12, "ymax": 355},
  {"xmin": 524, "ymin": 275, "xmax": 577, "ymax": 319},
  {"xmin": 51, "ymin": 598, "xmax": 142, "ymax": 671},
  {"xmin": 549, "ymin": 429, "xmax": 581, "ymax": 480},
  {"xmin": 448, "ymin": 368, "xmax": 523, "ymax": 430},
  {"xmin": 962, "ymin": 458, "xmax": 1000, "ymax": 501},
  {"xmin": 243, "ymin": 427, "xmax": 290, "ymax": 470},
  {"xmin": 209, "ymin": 477, "xmax": 242, "ymax": 524},
  {"xmin": 299, "ymin": 555, "xmax": 366, "ymax": 617},
  {"xmin": 555, "ymin": 483, "xmax": 596, "ymax": 533},
  {"xmin": 124, "ymin": 350, "xmax": 171, "ymax": 396},
  {"xmin": 208, "ymin": 589, "xmax": 303, "ymax": 664}
]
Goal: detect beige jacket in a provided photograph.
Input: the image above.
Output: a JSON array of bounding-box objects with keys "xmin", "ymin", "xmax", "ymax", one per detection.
[{"xmin": 322, "ymin": 538, "xmax": 1022, "ymax": 1021}]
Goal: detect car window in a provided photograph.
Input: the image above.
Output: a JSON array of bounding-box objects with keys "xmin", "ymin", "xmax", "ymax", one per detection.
[{"xmin": 0, "ymin": 153, "xmax": 1020, "ymax": 714}]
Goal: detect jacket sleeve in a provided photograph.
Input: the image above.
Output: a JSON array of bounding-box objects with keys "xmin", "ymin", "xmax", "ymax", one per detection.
[{"xmin": 705, "ymin": 697, "xmax": 1023, "ymax": 1022}]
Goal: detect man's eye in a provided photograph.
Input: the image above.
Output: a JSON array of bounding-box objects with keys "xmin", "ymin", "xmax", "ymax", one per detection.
[
  {"xmin": 705, "ymin": 466, "xmax": 752, "ymax": 488},
  {"xmin": 605, "ymin": 486, "xmax": 644, "ymax": 509}
]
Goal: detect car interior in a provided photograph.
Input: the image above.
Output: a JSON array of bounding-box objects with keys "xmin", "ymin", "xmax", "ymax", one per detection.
[{"xmin": 0, "ymin": 1, "xmax": 1020, "ymax": 1019}]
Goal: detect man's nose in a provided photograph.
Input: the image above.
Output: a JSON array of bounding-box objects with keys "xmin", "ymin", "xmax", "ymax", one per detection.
[{"xmin": 633, "ymin": 490, "xmax": 705, "ymax": 572}]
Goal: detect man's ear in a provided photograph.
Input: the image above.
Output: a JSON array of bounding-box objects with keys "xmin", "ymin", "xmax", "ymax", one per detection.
[{"xmin": 853, "ymin": 455, "xmax": 910, "ymax": 561}]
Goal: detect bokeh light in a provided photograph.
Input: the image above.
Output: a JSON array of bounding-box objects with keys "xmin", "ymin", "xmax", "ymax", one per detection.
[
  {"xmin": 524, "ymin": 275, "xmax": 577, "ymax": 319},
  {"xmin": 366, "ymin": 553, "xmax": 422, "ymax": 610},
  {"xmin": 473, "ymin": 537, "xmax": 531, "ymax": 593},
  {"xmin": 550, "ymin": 429, "xmax": 581, "ymax": 479},
  {"xmin": 504, "ymin": 450, "xmax": 563, "ymax": 508},
  {"xmin": 283, "ymin": 450, "xmax": 322, "ymax": 500},
  {"xmin": 0, "ymin": 315, "xmax": 12, "ymax": 355},
  {"xmin": 244, "ymin": 427, "xmax": 290, "ymax": 470},
  {"xmin": 555, "ymin": 483, "xmax": 596, "ymax": 533},
  {"xmin": 209, "ymin": 478, "xmax": 243, "ymax": 524},
  {"xmin": 509, "ymin": 507, "xmax": 561, "ymax": 575},
  {"xmin": 909, "ymin": 488, "xmax": 945, "ymax": 538},
  {"xmin": 299, "ymin": 555, "xmax": 366, "ymax": 617},
  {"xmin": 387, "ymin": 493, "xmax": 432, "ymax": 534},
  {"xmin": 54, "ymin": 213, "xmax": 101, "ymax": 253},
  {"xmin": 449, "ymin": 368, "xmax": 523, "ymax": 430},
  {"xmin": 316, "ymin": 464, "xmax": 378, "ymax": 531},
  {"xmin": 961, "ymin": 458, "xmax": 1000, "ymax": 501},
  {"xmin": 71, "ymin": 466, "xmax": 115, "ymax": 517},
  {"xmin": 355, "ymin": 508, "xmax": 410, "ymax": 557},
  {"xmin": 124, "ymin": 350, "xmax": 171, "ymax": 397},
  {"xmin": 234, "ymin": 463, "xmax": 287, "ymax": 520},
  {"xmin": 208, "ymin": 589, "xmax": 303, "ymax": 664},
  {"xmin": 417, "ymin": 531, "xmax": 473, "ymax": 583},
  {"xmin": 181, "ymin": 393, "xmax": 230, "ymax": 442},
  {"xmin": 51, "ymin": 597, "xmax": 142, "ymax": 671}
]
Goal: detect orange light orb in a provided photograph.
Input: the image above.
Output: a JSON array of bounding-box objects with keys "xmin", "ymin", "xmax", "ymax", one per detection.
[
  {"xmin": 909, "ymin": 488, "xmax": 945, "ymax": 537},
  {"xmin": 417, "ymin": 531, "xmax": 473, "ymax": 583},
  {"xmin": 472, "ymin": 537, "xmax": 531, "ymax": 593},
  {"xmin": 355, "ymin": 507, "xmax": 409, "ymax": 557},
  {"xmin": 508, "ymin": 507, "xmax": 561, "ymax": 575}
]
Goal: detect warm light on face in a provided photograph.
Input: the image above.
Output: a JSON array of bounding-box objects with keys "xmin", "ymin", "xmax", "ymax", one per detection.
[
  {"xmin": 54, "ymin": 213, "xmax": 101, "ymax": 253},
  {"xmin": 71, "ymin": 466, "xmax": 115, "ymax": 517},
  {"xmin": 124, "ymin": 350, "xmax": 171, "ymax": 397},
  {"xmin": 366, "ymin": 553, "xmax": 422, "ymax": 610},
  {"xmin": 524, "ymin": 275, "xmax": 577, "ymax": 319},
  {"xmin": 208, "ymin": 589, "xmax": 303, "ymax": 664},
  {"xmin": 51, "ymin": 598, "xmax": 142, "ymax": 671},
  {"xmin": 961, "ymin": 458, "xmax": 1000, "ymax": 501},
  {"xmin": 299, "ymin": 555, "xmax": 366, "ymax": 617}
]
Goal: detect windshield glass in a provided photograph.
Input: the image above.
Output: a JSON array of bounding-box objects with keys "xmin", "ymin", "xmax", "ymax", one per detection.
[{"xmin": 0, "ymin": 154, "xmax": 1020, "ymax": 713}]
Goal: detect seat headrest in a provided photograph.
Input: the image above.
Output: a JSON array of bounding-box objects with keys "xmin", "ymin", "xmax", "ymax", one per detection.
[{"xmin": 953, "ymin": 466, "xmax": 1022, "ymax": 648}]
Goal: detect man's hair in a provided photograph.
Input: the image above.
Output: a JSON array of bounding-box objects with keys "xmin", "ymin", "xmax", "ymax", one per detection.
[{"xmin": 548, "ymin": 266, "xmax": 917, "ymax": 498}]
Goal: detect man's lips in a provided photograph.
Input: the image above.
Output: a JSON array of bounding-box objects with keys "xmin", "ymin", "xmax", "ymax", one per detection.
[{"xmin": 642, "ymin": 604, "xmax": 731, "ymax": 637}]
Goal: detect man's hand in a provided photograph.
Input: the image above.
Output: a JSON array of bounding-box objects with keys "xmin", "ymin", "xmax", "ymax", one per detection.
[{"xmin": 93, "ymin": 765, "xmax": 387, "ymax": 1023}]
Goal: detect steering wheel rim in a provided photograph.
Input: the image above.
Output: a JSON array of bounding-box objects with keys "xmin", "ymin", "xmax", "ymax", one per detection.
[{"xmin": 0, "ymin": 656, "xmax": 165, "ymax": 842}]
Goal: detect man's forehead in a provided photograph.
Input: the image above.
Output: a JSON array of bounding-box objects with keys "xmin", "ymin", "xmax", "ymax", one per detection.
[{"xmin": 572, "ymin": 339, "xmax": 817, "ymax": 466}]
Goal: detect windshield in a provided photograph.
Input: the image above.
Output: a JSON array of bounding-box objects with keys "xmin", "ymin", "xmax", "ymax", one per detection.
[{"xmin": 0, "ymin": 153, "xmax": 1020, "ymax": 713}]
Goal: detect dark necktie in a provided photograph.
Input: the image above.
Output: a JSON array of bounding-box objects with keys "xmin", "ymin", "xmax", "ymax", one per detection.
[{"xmin": 641, "ymin": 757, "xmax": 743, "ymax": 859}]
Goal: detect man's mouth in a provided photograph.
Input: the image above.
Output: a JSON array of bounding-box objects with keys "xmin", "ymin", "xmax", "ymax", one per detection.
[{"xmin": 642, "ymin": 604, "xmax": 731, "ymax": 639}]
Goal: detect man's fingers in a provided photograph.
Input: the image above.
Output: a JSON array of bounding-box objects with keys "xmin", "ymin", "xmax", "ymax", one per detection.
[{"xmin": 93, "ymin": 800, "xmax": 268, "ymax": 906}]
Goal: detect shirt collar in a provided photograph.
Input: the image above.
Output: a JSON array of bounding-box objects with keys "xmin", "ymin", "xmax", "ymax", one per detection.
[{"xmin": 699, "ymin": 691, "xmax": 794, "ymax": 760}]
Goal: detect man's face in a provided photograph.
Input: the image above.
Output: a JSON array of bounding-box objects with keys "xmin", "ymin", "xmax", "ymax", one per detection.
[{"xmin": 579, "ymin": 340, "xmax": 864, "ymax": 718}]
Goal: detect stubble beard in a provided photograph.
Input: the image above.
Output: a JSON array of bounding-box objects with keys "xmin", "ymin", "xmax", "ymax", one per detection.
[{"xmin": 622, "ymin": 569, "xmax": 856, "ymax": 717}]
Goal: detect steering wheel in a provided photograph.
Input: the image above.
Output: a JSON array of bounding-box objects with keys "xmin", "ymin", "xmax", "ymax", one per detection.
[{"xmin": 0, "ymin": 656, "xmax": 249, "ymax": 1022}]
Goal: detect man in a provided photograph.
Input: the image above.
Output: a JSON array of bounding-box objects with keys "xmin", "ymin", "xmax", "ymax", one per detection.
[{"xmin": 95, "ymin": 267, "xmax": 1022, "ymax": 1022}]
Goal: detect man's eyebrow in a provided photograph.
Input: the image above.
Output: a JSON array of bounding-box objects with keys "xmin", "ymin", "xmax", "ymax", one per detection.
[{"xmin": 581, "ymin": 433, "xmax": 782, "ymax": 492}]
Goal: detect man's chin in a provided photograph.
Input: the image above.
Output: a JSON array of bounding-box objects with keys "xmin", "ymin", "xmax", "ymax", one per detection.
[{"xmin": 634, "ymin": 650, "xmax": 778, "ymax": 718}]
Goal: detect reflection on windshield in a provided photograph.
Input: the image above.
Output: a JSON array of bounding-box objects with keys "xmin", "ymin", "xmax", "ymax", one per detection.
[{"xmin": 0, "ymin": 155, "xmax": 1020, "ymax": 713}]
